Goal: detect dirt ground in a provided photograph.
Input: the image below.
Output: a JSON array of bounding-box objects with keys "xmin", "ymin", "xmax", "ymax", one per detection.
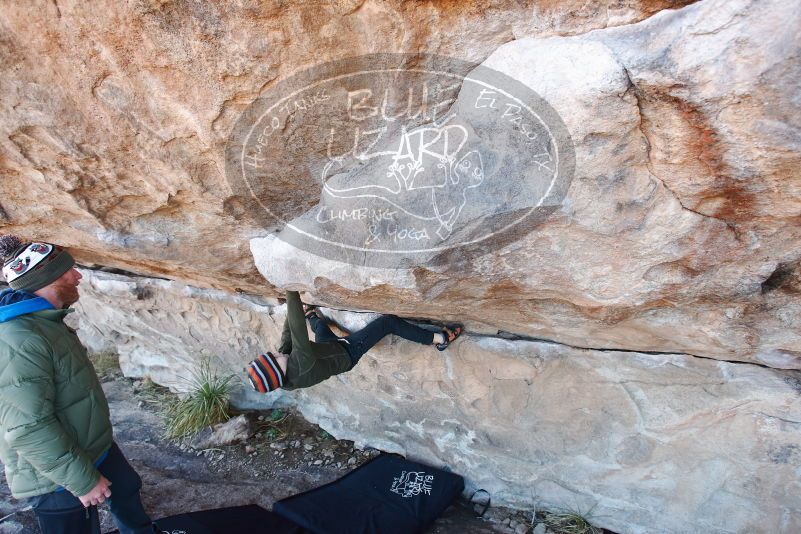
[{"xmin": 1, "ymin": 371, "xmax": 552, "ymax": 534}]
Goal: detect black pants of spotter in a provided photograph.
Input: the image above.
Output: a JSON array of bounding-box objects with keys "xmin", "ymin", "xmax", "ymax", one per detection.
[
  {"xmin": 29, "ymin": 442, "xmax": 153, "ymax": 534},
  {"xmin": 309, "ymin": 314, "xmax": 435, "ymax": 366}
]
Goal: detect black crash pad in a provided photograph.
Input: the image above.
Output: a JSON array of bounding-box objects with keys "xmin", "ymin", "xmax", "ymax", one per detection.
[{"xmin": 273, "ymin": 454, "xmax": 465, "ymax": 534}]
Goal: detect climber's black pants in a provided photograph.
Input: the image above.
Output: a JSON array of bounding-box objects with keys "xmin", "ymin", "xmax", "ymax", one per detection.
[{"xmin": 309, "ymin": 314, "xmax": 434, "ymax": 366}]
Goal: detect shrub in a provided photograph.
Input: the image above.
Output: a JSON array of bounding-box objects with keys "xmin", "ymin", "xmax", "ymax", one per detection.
[{"xmin": 163, "ymin": 359, "xmax": 234, "ymax": 439}]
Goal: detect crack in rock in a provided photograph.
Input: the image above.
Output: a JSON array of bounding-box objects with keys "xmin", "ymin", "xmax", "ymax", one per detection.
[{"xmin": 494, "ymin": 328, "xmax": 781, "ymax": 371}]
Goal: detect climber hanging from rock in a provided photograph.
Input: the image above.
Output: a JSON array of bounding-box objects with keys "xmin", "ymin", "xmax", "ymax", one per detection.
[{"xmin": 246, "ymin": 290, "xmax": 462, "ymax": 393}]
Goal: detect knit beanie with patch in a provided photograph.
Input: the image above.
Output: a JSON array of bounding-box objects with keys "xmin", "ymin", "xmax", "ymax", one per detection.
[
  {"xmin": 246, "ymin": 352, "xmax": 285, "ymax": 393},
  {"xmin": 0, "ymin": 235, "xmax": 75, "ymax": 292}
]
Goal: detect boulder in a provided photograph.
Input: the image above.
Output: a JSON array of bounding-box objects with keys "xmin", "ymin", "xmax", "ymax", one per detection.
[{"xmin": 189, "ymin": 415, "xmax": 254, "ymax": 450}]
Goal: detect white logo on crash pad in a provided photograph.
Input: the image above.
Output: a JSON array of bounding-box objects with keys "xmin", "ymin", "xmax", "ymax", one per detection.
[{"xmin": 391, "ymin": 470, "xmax": 434, "ymax": 498}]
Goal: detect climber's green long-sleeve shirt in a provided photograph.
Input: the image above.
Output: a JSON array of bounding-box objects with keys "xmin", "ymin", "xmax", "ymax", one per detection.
[{"xmin": 278, "ymin": 291, "xmax": 352, "ymax": 390}]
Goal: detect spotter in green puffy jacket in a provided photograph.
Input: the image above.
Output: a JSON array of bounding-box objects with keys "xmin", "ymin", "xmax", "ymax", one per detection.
[{"xmin": 0, "ymin": 287, "xmax": 113, "ymax": 499}]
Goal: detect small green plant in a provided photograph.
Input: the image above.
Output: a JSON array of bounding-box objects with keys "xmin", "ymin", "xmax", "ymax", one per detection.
[
  {"xmin": 263, "ymin": 428, "xmax": 281, "ymax": 441},
  {"xmin": 542, "ymin": 511, "xmax": 602, "ymax": 534},
  {"xmin": 255, "ymin": 408, "xmax": 290, "ymax": 442},
  {"xmin": 163, "ymin": 359, "xmax": 234, "ymax": 440}
]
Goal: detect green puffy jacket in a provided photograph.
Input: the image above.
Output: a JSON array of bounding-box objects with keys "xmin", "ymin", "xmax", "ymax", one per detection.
[{"xmin": 0, "ymin": 307, "xmax": 112, "ymax": 498}]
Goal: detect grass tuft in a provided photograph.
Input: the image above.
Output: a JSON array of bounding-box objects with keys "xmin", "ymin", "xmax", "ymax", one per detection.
[
  {"xmin": 162, "ymin": 359, "xmax": 234, "ymax": 440},
  {"xmin": 542, "ymin": 511, "xmax": 603, "ymax": 534}
]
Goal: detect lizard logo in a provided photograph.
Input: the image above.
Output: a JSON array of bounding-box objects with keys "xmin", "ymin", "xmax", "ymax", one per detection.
[{"xmin": 322, "ymin": 120, "xmax": 484, "ymax": 240}]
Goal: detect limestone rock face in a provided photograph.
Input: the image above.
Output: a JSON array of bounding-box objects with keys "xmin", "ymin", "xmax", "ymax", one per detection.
[
  {"xmin": 71, "ymin": 269, "xmax": 292, "ymax": 407},
  {"xmin": 300, "ymin": 337, "xmax": 801, "ymax": 534},
  {"xmin": 71, "ymin": 269, "xmax": 801, "ymax": 534},
  {"xmin": 252, "ymin": 0, "xmax": 801, "ymax": 368},
  {"xmin": 0, "ymin": 0, "xmax": 684, "ymax": 293}
]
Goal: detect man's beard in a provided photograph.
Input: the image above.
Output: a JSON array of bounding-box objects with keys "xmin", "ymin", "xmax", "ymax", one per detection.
[{"xmin": 59, "ymin": 287, "xmax": 80, "ymax": 308}]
